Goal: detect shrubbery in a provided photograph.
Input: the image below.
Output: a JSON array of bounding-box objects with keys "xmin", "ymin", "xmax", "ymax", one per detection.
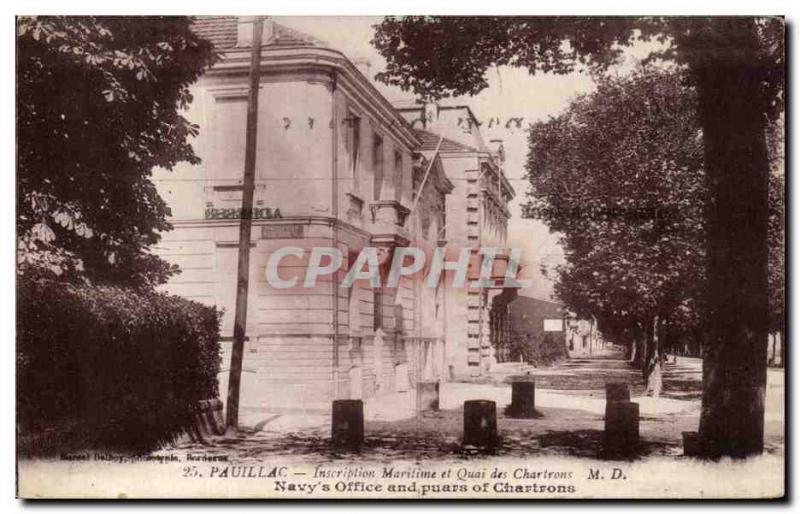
[{"xmin": 17, "ymin": 278, "xmax": 220, "ymax": 454}]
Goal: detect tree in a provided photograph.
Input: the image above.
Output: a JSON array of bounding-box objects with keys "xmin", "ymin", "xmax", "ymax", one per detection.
[
  {"xmin": 17, "ymin": 16, "xmax": 216, "ymax": 288},
  {"xmin": 373, "ymin": 16, "xmax": 784, "ymax": 457},
  {"xmin": 766, "ymin": 119, "xmax": 786, "ymax": 365},
  {"xmin": 525, "ymin": 69, "xmax": 706, "ymax": 395}
]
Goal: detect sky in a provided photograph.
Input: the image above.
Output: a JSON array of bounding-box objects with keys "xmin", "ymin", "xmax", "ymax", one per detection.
[{"xmin": 275, "ymin": 16, "xmax": 659, "ymax": 301}]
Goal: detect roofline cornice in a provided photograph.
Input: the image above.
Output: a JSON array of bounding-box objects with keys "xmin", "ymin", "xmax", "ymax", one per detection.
[{"xmin": 206, "ymin": 46, "xmax": 421, "ymax": 150}]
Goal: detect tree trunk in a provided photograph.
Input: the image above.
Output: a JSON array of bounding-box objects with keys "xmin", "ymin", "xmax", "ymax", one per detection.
[
  {"xmin": 645, "ymin": 316, "xmax": 664, "ymax": 397},
  {"xmin": 624, "ymin": 339, "xmax": 633, "ymax": 361},
  {"xmin": 682, "ymin": 19, "xmax": 771, "ymax": 458},
  {"xmin": 665, "ymin": 321, "xmax": 678, "ymax": 363},
  {"xmin": 692, "ymin": 325, "xmax": 705, "ymax": 358},
  {"xmin": 641, "ymin": 318, "xmax": 654, "ymax": 380},
  {"xmin": 769, "ymin": 333, "xmax": 776, "ymax": 366},
  {"xmin": 629, "ymin": 323, "xmax": 644, "ymax": 367},
  {"xmin": 779, "ymin": 329, "xmax": 785, "ymax": 368}
]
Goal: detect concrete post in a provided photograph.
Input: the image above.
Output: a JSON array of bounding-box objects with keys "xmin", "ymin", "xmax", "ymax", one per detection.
[
  {"xmin": 417, "ymin": 381, "xmax": 440, "ymax": 411},
  {"xmin": 606, "ymin": 383, "xmax": 631, "ymax": 403},
  {"xmin": 604, "ymin": 401, "xmax": 639, "ymax": 456},
  {"xmin": 508, "ymin": 376, "xmax": 536, "ymax": 418},
  {"xmin": 331, "ymin": 399, "xmax": 364, "ymax": 448},
  {"xmin": 209, "ymin": 399, "xmax": 225, "ymax": 435},
  {"xmin": 463, "ymin": 400, "xmax": 498, "ymax": 448},
  {"xmin": 682, "ymin": 431, "xmax": 701, "ymax": 457}
]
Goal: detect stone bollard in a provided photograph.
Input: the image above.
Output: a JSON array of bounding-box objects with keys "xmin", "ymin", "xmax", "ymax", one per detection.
[
  {"xmin": 463, "ymin": 400, "xmax": 498, "ymax": 449},
  {"xmin": 508, "ymin": 376, "xmax": 536, "ymax": 418},
  {"xmin": 604, "ymin": 401, "xmax": 639, "ymax": 456},
  {"xmin": 682, "ymin": 431, "xmax": 701, "ymax": 457},
  {"xmin": 417, "ymin": 381, "xmax": 440, "ymax": 411},
  {"xmin": 208, "ymin": 399, "xmax": 225, "ymax": 435},
  {"xmin": 331, "ymin": 399, "xmax": 364, "ymax": 449},
  {"xmin": 605, "ymin": 383, "xmax": 631, "ymax": 403}
]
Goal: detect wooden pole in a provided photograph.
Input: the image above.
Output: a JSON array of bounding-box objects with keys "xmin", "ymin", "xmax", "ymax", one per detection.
[{"xmin": 226, "ymin": 17, "xmax": 264, "ymax": 433}]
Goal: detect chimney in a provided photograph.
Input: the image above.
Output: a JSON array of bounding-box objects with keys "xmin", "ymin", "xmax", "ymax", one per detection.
[
  {"xmin": 489, "ymin": 139, "xmax": 505, "ymax": 164},
  {"xmin": 236, "ymin": 16, "xmax": 274, "ymax": 47},
  {"xmin": 352, "ymin": 57, "xmax": 372, "ymax": 80},
  {"xmin": 423, "ymin": 102, "xmax": 439, "ymax": 129}
]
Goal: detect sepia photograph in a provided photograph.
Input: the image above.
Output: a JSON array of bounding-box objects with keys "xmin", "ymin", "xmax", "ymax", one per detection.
[{"xmin": 14, "ymin": 10, "xmax": 786, "ymax": 500}]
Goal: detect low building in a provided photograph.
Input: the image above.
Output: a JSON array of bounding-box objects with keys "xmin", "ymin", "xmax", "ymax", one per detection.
[{"xmin": 505, "ymin": 296, "xmax": 567, "ymax": 365}]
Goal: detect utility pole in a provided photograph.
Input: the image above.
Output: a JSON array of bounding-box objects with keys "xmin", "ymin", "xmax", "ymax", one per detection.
[{"xmin": 226, "ymin": 16, "xmax": 264, "ymax": 433}]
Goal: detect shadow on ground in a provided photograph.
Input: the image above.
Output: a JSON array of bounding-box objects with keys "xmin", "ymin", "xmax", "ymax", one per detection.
[
  {"xmin": 536, "ymin": 429, "xmax": 675, "ymax": 459},
  {"xmin": 661, "ymin": 362, "xmax": 704, "ymax": 400},
  {"xmin": 527, "ymin": 354, "xmax": 704, "ymax": 401},
  {"xmin": 170, "ymin": 401, "xmax": 680, "ymax": 464},
  {"xmin": 165, "ymin": 351, "xmax": 783, "ymax": 463}
]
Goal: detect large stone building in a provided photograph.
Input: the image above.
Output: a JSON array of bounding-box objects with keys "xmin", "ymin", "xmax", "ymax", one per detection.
[
  {"xmin": 395, "ymin": 103, "xmax": 517, "ymax": 378},
  {"xmin": 152, "ymin": 16, "xmax": 454, "ymax": 413}
]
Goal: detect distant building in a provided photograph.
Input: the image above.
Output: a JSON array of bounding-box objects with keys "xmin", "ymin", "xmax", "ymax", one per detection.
[
  {"xmin": 395, "ymin": 103, "xmax": 517, "ymax": 378},
  {"xmin": 505, "ymin": 296, "xmax": 567, "ymax": 364}
]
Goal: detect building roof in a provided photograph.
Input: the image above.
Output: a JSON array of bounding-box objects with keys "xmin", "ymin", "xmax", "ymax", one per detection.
[
  {"xmin": 416, "ymin": 128, "xmax": 515, "ymax": 200},
  {"xmin": 415, "ymin": 129, "xmax": 479, "ymax": 154},
  {"xmin": 511, "ymin": 295, "xmax": 564, "ymax": 308},
  {"xmin": 191, "ymin": 16, "xmax": 420, "ymax": 152},
  {"xmin": 191, "ymin": 16, "xmax": 328, "ymax": 49}
]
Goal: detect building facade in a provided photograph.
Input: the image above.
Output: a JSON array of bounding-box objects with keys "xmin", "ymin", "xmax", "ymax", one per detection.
[
  {"xmin": 505, "ymin": 296, "xmax": 567, "ymax": 365},
  {"xmin": 395, "ymin": 104, "xmax": 516, "ymax": 378},
  {"xmin": 152, "ymin": 16, "xmax": 453, "ymax": 413}
]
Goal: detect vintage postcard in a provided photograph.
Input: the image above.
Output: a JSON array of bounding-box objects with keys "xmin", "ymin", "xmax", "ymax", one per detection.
[{"xmin": 16, "ymin": 15, "xmax": 785, "ymax": 499}]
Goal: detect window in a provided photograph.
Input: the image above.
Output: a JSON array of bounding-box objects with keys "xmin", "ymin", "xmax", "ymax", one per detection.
[
  {"xmin": 394, "ymin": 151, "xmax": 403, "ymax": 200},
  {"xmin": 373, "ymin": 290, "xmax": 383, "ymax": 331},
  {"xmin": 412, "ymin": 167, "xmax": 423, "ymax": 193},
  {"xmin": 345, "ymin": 111, "xmax": 361, "ymax": 182},
  {"xmin": 210, "ymin": 98, "xmax": 247, "ymax": 180},
  {"xmin": 372, "ymin": 134, "xmax": 384, "ymax": 200}
]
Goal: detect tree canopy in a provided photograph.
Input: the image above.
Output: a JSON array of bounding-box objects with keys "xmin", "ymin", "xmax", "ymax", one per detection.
[
  {"xmin": 372, "ymin": 16, "xmax": 782, "ymax": 116},
  {"xmin": 17, "ymin": 16, "xmax": 216, "ymax": 288},
  {"xmin": 525, "ymin": 68, "xmax": 706, "ymax": 371},
  {"xmin": 767, "ymin": 125, "xmax": 786, "ymax": 336},
  {"xmin": 373, "ymin": 15, "xmax": 784, "ymax": 457}
]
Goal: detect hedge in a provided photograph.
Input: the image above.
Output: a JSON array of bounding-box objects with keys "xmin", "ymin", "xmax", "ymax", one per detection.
[{"xmin": 17, "ymin": 278, "xmax": 220, "ymax": 454}]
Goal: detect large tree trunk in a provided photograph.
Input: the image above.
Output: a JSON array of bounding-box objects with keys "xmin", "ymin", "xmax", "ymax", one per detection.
[{"xmin": 682, "ymin": 19, "xmax": 771, "ymax": 458}]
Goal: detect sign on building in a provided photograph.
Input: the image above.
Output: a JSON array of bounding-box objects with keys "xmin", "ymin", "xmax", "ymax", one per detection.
[{"xmin": 543, "ymin": 318, "xmax": 563, "ymax": 332}]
